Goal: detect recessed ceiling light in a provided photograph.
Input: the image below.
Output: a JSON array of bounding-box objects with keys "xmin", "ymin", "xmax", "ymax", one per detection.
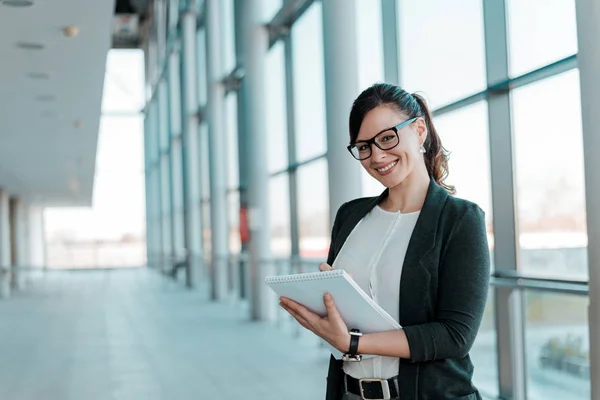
[
  {"xmin": 36, "ymin": 95, "xmax": 55, "ymax": 102},
  {"xmin": 2, "ymin": 0, "xmax": 34, "ymax": 7},
  {"xmin": 62, "ymin": 26, "xmax": 80, "ymax": 38},
  {"xmin": 16, "ymin": 42, "xmax": 44, "ymax": 50},
  {"xmin": 28, "ymin": 72, "xmax": 49, "ymax": 80}
]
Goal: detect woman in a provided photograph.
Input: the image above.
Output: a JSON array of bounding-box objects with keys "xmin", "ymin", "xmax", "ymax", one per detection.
[{"xmin": 279, "ymin": 83, "xmax": 490, "ymax": 399}]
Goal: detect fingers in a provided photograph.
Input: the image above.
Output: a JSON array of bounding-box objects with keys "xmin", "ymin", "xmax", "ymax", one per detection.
[
  {"xmin": 319, "ymin": 262, "xmax": 334, "ymax": 272},
  {"xmin": 280, "ymin": 297, "xmax": 318, "ymax": 327},
  {"xmin": 323, "ymin": 293, "xmax": 341, "ymax": 320}
]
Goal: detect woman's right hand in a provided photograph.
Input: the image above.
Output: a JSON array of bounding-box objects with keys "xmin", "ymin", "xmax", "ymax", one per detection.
[{"xmin": 319, "ymin": 262, "xmax": 334, "ymax": 272}]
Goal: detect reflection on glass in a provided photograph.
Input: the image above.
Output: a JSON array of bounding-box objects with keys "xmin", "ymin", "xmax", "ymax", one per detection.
[
  {"xmin": 292, "ymin": 2, "xmax": 327, "ymax": 162},
  {"xmin": 470, "ymin": 292, "xmax": 498, "ymax": 398},
  {"xmin": 356, "ymin": 0, "xmax": 384, "ymax": 89},
  {"xmin": 434, "ymin": 101, "xmax": 494, "ymax": 253},
  {"xmin": 269, "ymin": 174, "xmax": 291, "ymax": 257},
  {"xmin": 507, "ymin": 0, "xmax": 578, "ymax": 77},
  {"xmin": 265, "ymin": 41, "xmax": 288, "ymax": 173},
  {"xmin": 225, "ymin": 93, "xmax": 239, "ymax": 189},
  {"xmin": 297, "ymin": 159, "xmax": 329, "ymax": 259},
  {"xmin": 512, "ymin": 70, "xmax": 588, "ymax": 280},
  {"xmin": 525, "ymin": 292, "xmax": 590, "ymax": 399},
  {"xmin": 397, "ymin": 0, "xmax": 486, "ymax": 109}
]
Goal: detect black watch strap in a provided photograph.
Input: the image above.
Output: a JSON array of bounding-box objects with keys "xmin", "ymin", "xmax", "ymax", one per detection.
[{"xmin": 349, "ymin": 329, "xmax": 362, "ymax": 355}]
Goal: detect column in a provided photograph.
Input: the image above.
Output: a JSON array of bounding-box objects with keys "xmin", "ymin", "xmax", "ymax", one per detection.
[
  {"xmin": 575, "ymin": 0, "xmax": 600, "ymax": 397},
  {"xmin": 321, "ymin": 0, "xmax": 363, "ymax": 223},
  {"xmin": 206, "ymin": 0, "xmax": 229, "ymax": 300},
  {"xmin": 239, "ymin": 0, "xmax": 274, "ymax": 320},
  {"xmin": 0, "ymin": 189, "xmax": 10, "ymax": 299},
  {"xmin": 181, "ymin": 8, "xmax": 204, "ymax": 288}
]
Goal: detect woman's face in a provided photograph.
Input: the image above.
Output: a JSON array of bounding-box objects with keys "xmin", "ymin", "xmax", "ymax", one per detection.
[{"xmin": 356, "ymin": 105, "xmax": 427, "ymax": 188}]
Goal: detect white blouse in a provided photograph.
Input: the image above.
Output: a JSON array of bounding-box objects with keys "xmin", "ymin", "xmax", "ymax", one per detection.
[{"xmin": 332, "ymin": 205, "xmax": 420, "ymax": 379}]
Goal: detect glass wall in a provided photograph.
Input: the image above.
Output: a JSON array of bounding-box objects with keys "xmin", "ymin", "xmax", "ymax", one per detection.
[{"xmin": 512, "ymin": 70, "xmax": 587, "ymax": 281}]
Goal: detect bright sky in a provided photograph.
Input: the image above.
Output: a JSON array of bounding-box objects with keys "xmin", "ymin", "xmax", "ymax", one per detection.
[{"xmin": 44, "ymin": 50, "xmax": 146, "ymax": 242}]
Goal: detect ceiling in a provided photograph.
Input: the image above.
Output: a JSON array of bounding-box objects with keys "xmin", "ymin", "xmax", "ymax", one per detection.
[{"xmin": 0, "ymin": 0, "xmax": 115, "ymax": 206}]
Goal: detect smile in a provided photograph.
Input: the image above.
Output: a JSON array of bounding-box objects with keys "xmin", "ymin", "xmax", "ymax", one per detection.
[{"xmin": 375, "ymin": 160, "xmax": 397, "ymax": 174}]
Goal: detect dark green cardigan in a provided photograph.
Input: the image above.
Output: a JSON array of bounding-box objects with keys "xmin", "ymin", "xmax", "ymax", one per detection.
[{"xmin": 325, "ymin": 179, "xmax": 490, "ymax": 400}]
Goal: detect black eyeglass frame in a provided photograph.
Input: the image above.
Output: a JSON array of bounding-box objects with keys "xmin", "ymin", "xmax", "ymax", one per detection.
[{"xmin": 347, "ymin": 117, "xmax": 419, "ymax": 161}]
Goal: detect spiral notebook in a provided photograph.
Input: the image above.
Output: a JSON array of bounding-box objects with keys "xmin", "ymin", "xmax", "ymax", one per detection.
[{"xmin": 265, "ymin": 269, "xmax": 401, "ymax": 359}]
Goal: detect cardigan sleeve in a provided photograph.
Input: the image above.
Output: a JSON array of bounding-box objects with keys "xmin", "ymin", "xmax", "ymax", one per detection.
[{"xmin": 403, "ymin": 205, "xmax": 491, "ymax": 361}]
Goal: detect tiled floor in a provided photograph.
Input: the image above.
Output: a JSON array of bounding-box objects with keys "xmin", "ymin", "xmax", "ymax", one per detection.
[{"xmin": 0, "ymin": 268, "xmax": 330, "ymax": 400}]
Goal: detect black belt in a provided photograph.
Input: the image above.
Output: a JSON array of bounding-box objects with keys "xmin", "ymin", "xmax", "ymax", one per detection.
[{"xmin": 345, "ymin": 374, "xmax": 399, "ymax": 399}]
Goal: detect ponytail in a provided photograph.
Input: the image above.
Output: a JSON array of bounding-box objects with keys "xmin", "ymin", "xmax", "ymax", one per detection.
[{"xmin": 412, "ymin": 93, "xmax": 456, "ymax": 195}]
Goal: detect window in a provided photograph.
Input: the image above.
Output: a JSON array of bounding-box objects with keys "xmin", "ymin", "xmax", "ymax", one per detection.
[
  {"xmin": 292, "ymin": 2, "xmax": 327, "ymax": 162},
  {"xmin": 356, "ymin": 0, "xmax": 384, "ymax": 90},
  {"xmin": 397, "ymin": 0, "xmax": 486, "ymax": 109},
  {"xmin": 470, "ymin": 293, "xmax": 498, "ymax": 398},
  {"xmin": 506, "ymin": 0, "xmax": 578, "ymax": 77},
  {"xmin": 297, "ymin": 159, "xmax": 329, "ymax": 259},
  {"xmin": 434, "ymin": 101, "xmax": 494, "ymax": 253},
  {"xmin": 524, "ymin": 292, "xmax": 590, "ymax": 399},
  {"xmin": 512, "ymin": 70, "xmax": 587, "ymax": 280},
  {"xmin": 265, "ymin": 41, "xmax": 288, "ymax": 173}
]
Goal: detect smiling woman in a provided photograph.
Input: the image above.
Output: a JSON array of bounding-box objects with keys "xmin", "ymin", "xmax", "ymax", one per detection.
[{"xmin": 280, "ymin": 83, "xmax": 491, "ymax": 400}]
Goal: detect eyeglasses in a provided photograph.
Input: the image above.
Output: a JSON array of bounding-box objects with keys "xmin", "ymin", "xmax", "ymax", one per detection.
[{"xmin": 347, "ymin": 117, "xmax": 418, "ymax": 161}]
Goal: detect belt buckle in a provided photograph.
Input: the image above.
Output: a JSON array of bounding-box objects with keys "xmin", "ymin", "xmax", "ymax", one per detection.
[{"xmin": 358, "ymin": 378, "xmax": 391, "ymax": 400}]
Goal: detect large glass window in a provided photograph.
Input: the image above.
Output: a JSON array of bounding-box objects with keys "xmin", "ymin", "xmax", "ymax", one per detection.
[
  {"xmin": 292, "ymin": 2, "xmax": 327, "ymax": 163},
  {"xmin": 356, "ymin": 0, "xmax": 384, "ymax": 90},
  {"xmin": 397, "ymin": 0, "xmax": 486, "ymax": 109},
  {"xmin": 512, "ymin": 70, "xmax": 587, "ymax": 280},
  {"xmin": 265, "ymin": 41, "xmax": 288, "ymax": 173},
  {"xmin": 525, "ymin": 292, "xmax": 590, "ymax": 399},
  {"xmin": 269, "ymin": 174, "xmax": 291, "ymax": 257},
  {"xmin": 434, "ymin": 101, "xmax": 494, "ymax": 253},
  {"xmin": 470, "ymin": 293, "xmax": 498, "ymax": 398},
  {"xmin": 297, "ymin": 159, "xmax": 329, "ymax": 260},
  {"xmin": 506, "ymin": 0, "xmax": 578, "ymax": 77}
]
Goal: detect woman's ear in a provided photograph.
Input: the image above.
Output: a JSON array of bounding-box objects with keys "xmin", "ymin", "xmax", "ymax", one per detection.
[{"xmin": 415, "ymin": 117, "xmax": 428, "ymax": 145}]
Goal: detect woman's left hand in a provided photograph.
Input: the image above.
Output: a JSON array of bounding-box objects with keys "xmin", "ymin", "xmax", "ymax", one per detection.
[{"xmin": 279, "ymin": 293, "xmax": 350, "ymax": 353}]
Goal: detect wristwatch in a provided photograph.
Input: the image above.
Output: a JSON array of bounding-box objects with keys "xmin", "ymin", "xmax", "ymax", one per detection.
[{"xmin": 342, "ymin": 329, "xmax": 362, "ymax": 362}]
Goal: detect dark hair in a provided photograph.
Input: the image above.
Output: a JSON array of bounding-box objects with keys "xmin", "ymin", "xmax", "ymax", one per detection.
[{"xmin": 349, "ymin": 83, "xmax": 455, "ymax": 194}]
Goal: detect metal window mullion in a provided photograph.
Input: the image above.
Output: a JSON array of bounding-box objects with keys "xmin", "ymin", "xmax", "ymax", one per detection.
[{"xmin": 483, "ymin": 0, "xmax": 526, "ymax": 399}]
